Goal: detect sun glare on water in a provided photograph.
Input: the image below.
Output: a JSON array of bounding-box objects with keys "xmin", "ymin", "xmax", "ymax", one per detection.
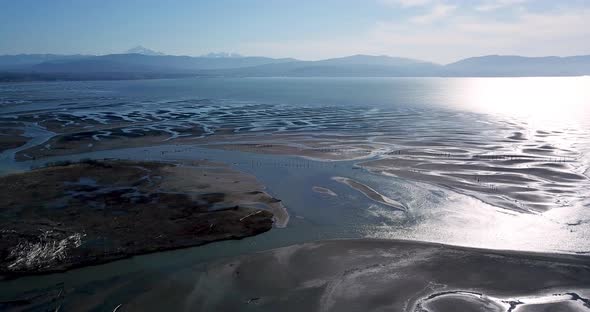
[{"xmin": 452, "ymin": 77, "xmax": 590, "ymax": 127}]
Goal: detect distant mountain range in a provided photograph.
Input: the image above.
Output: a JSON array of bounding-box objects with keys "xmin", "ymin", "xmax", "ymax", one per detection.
[
  {"xmin": 1, "ymin": 48, "xmax": 590, "ymax": 82},
  {"xmin": 126, "ymin": 45, "xmax": 165, "ymax": 56},
  {"xmin": 445, "ymin": 55, "xmax": 590, "ymax": 77}
]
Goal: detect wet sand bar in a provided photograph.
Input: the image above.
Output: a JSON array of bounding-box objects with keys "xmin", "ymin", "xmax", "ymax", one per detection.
[{"xmin": 162, "ymin": 239, "xmax": 590, "ymax": 312}]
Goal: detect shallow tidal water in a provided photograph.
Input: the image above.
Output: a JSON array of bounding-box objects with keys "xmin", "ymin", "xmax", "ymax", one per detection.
[{"xmin": 1, "ymin": 77, "xmax": 589, "ymax": 310}]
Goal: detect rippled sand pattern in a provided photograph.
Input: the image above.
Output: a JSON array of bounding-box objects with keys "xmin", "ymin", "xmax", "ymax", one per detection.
[
  {"xmin": 1, "ymin": 80, "xmax": 590, "ymax": 310},
  {"xmin": 1, "ymin": 95, "xmax": 589, "ymax": 213},
  {"xmin": 150, "ymin": 239, "xmax": 590, "ymax": 312},
  {"xmin": 360, "ymin": 126, "xmax": 590, "ymax": 213},
  {"xmin": 416, "ymin": 290, "xmax": 590, "ymax": 312}
]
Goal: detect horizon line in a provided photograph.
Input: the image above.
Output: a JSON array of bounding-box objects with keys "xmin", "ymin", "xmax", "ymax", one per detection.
[{"xmin": 2, "ymin": 51, "xmax": 590, "ymax": 66}]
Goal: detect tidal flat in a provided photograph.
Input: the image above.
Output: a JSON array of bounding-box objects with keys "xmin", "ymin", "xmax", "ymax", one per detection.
[
  {"xmin": 6, "ymin": 239, "xmax": 590, "ymax": 311},
  {"xmin": 0, "ymin": 77, "xmax": 589, "ymax": 311},
  {"xmin": 138, "ymin": 239, "xmax": 590, "ymax": 312}
]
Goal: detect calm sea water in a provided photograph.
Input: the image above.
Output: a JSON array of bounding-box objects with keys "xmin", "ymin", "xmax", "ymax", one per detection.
[{"xmin": 1, "ymin": 77, "xmax": 589, "ymax": 307}]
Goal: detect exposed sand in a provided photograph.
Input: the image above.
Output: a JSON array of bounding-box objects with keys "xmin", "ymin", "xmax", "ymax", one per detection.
[
  {"xmin": 155, "ymin": 159, "xmax": 288, "ymax": 227},
  {"xmin": 203, "ymin": 132, "xmax": 590, "ymax": 214},
  {"xmin": 26, "ymin": 239, "xmax": 589, "ymax": 311},
  {"xmin": 1, "ymin": 80, "xmax": 589, "ymax": 311},
  {"xmin": 5, "ymin": 111, "xmax": 205, "ymax": 161},
  {"xmin": 203, "ymin": 137, "xmax": 380, "ymax": 161},
  {"xmin": 6, "ymin": 105, "xmax": 589, "ymax": 216},
  {"xmin": 332, "ymin": 176, "xmax": 406, "ymax": 211},
  {"xmin": 16, "ymin": 130, "xmax": 179, "ymax": 161},
  {"xmin": 357, "ymin": 156, "xmax": 588, "ymax": 213},
  {"xmin": 312, "ymin": 186, "xmax": 338, "ymax": 197}
]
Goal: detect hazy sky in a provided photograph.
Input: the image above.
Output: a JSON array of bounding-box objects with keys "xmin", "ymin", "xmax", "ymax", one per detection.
[{"xmin": 1, "ymin": 0, "xmax": 589, "ymax": 63}]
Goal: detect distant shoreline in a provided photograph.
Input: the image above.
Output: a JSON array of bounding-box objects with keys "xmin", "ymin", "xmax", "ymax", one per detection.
[
  {"xmin": 0, "ymin": 72, "xmax": 199, "ymax": 83},
  {"xmin": 3, "ymin": 53, "xmax": 590, "ymax": 82},
  {"xmin": 2, "ymin": 72, "xmax": 589, "ymax": 83}
]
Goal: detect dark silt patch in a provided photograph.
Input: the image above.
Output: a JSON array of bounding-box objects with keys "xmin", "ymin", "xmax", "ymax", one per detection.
[
  {"xmin": 0, "ymin": 126, "xmax": 29, "ymax": 152},
  {"xmin": 0, "ymin": 160, "xmax": 277, "ymax": 277}
]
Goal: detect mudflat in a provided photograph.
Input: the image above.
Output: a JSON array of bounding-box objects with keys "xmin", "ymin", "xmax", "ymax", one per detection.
[
  {"xmin": 0, "ymin": 125, "xmax": 28, "ymax": 152},
  {"xmin": 0, "ymin": 160, "xmax": 286, "ymax": 277},
  {"xmin": 159, "ymin": 239, "xmax": 590, "ymax": 312}
]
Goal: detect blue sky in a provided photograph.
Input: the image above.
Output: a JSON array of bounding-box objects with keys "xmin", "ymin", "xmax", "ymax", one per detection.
[{"xmin": 0, "ymin": 0, "xmax": 589, "ymax": 63}]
